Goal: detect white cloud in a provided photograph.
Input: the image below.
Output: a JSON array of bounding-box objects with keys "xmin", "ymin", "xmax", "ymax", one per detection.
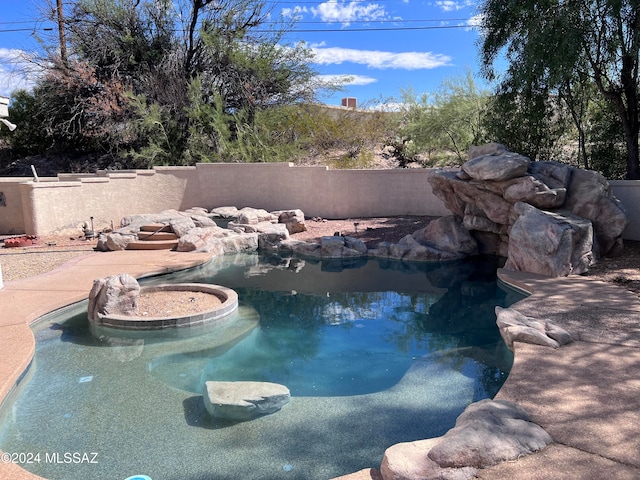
[
  {"xmin": 465, "ymin": 14, "xmax": 483, "ymax": 26},
  {"xmin": 282, "ymin": 6, "xmax": 309, "ymax": 19},
  {"xmin": 311, "ymin": 46, "xmax": 452, "ymax": 70},
  {"xmin": 317, "ymin": 74, "xmax": 378, "ymax": 86},
  {"xmin": 0, "ymin": 48, "xmax": 41, "ymax": 97},
  {"xmin": 311, "ymin": 1, "xmax": 388, "ymax": 26},
  {"xmin": 435, "ymin": 0, "xmax": 474, "ymax": 11},
  {"xmin": 464, "ymin": 14, "xmax": 483, "ymax": 32}
]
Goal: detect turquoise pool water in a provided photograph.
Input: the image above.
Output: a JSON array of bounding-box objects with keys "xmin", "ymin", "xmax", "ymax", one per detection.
[{"xmin": 0, "ymin": 254, "xmax": 522, "ymax": 480}]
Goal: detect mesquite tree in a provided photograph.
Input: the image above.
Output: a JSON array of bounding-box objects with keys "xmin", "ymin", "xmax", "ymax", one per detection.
[{"xmin": 480, "ymin": 0, "xmax": 640, "ymax": 179}]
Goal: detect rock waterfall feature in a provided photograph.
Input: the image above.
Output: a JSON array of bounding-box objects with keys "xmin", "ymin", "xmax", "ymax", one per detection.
[{"xmin": 428, "ymin": 144, "xmax": 627, "ymax": 277}]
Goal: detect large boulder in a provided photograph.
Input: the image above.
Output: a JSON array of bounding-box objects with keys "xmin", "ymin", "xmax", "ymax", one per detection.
[
  {"xmin": 430, "ymin": 172, "xmax": 513, "ymax": 225},
  {"xmin": 427, "ymin": 146, "xmax": 627, "ymax": 277},
  {"xmin": 120, "ymin": 209, "xmax": 212, "ymax": 231},
  {"xmin": 413, "ymin": 216, "xmax": 478, "ymax": 256},
  {"xmin": 468, "ymin": 142, "xmax": 507, "ymax": 160},
  {"xmin": 87, "ymin": 273, "xmax": 140, "ymax": 321},
  {"xmin": 462, "ymin": 152, "xmax": 531, "ymax": 181},
  {"xmin": 169, "ymin": 216, "xmax": 196, "ymax": 237},
  {"xmin": 257, "ymin": 222, "xmax": 290, "ymax": 251},
  {"xmin": 528, "ymin": 160, "xmax": 572, "ymax": 191},
  {"xmin": 177, "ymin": 227, "xmax": 258, "ymax": 254},
  {"xmin": 209, "ymin": 206, "xmax": 240, "ymax": 219},
  {"xmin": 203, "ymin": 381, "xmax": 290, "ymax": 421},
  {"xmin": 370, "ymin": 215, "xmax": 479, "ymax": 261},
  {"xmin": 426, "ymin": 399, "xmax": 552, "ymax": 469},
  {"xmin": 495, "ymin": 306, "xmax": 573, "ymax": 350},
  {"xmin": 273, "ymin": 209, "xmax": 307, "ymax": 234},
  {"xmin": 370, "ymin": 236, "xmax": 466, "ymax": 262},
  {"xmin": 278, "ymin": 238, "xmax": 322, "ymax": 257},
  {"xmin": 237, "ymin": 207, "xmax": 278, "ymax": 225},
  {"xmin": 221, "ymin": 233, "xmax": 260, "ymax": 254},
  {"xmin": 120, "ymin": 209, "xmax": 183, "ymax": 228},
  {"xmin": 380, "ymin": 399, "xmax": 551, "ymax": 479},
  {"xmin": 563, "ymin": 167, "xmax": 628, "ymax": 256},
  {"xmin": 499, "ymin": 175, "xmax": 566, "ymax": 209},
  {"xmin": 176, "ymin": 227, "xmax": 224, "ymax": 255},
  {"xmin": 103, "ymin": 232, "xmax": 136, "ymax": 252},
  {"xmin": 428, "ymin": 170, "xmax": 468, "ymax": 219},
  {"xmin": 344, "ymin": 235, "xmax": 368, "ymax": 254},
  {"xmin": 380, "ymin": 438, "xmax": 477, "ymax": 480},
  {"xmin": 183, "ymin": 206, "xmax": 209, "ymax": 215},
  {"xmin": 189, "ymin": 214, "xmax": 218, "ymax": 228},
  {"xmin": 505, "ymin": 202, "xmax": 594, "ymax": 276},
  {"xmin": 321, "ymin": 236, "xmax": 367, "ymax": 258}
]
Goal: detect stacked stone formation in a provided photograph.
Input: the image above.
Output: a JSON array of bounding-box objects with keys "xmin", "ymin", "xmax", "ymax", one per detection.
[{"xmin": 428, "ymin": 143, "xmax": 628, "ymax": 277}]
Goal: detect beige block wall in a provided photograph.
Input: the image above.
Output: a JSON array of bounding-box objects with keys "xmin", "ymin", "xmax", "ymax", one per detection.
[
  {"xmin": 611, "ymin": 180, "xmax": 640, "ymax": 241},
  {"xmin": 1, "ymin": 166, "xmax": 638, "ymax": 240},
  {"xmin": 10, "ymin": 163, "xmax": 449, "ymax": 235},
  {"xmin": 0, "ymin": 178, "xmax": 30, "ymax": 234},
  {"xmin": 21, "ymin": 169, "xmax": 202, "ymax": 236},
  {"xmin": 191, "ymin": 163, "xmax": 450, "ymax": 218}
]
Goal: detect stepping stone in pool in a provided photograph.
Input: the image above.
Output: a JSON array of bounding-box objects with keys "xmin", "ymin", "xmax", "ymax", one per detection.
[{"xmin": 203, "ymin": 381, "xmax": 290, "ymax": 421}]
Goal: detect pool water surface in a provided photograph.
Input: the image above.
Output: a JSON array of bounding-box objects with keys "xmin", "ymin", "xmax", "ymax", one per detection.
[{"xmin": 0, "ymin": 253, "xmax": 522, "ymax": 480}]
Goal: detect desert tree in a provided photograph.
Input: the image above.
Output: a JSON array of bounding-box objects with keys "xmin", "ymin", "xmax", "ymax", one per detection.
[
  {"xmin": 14, "ymin": 0, "xmax": 321, "ymax": 165},
  {"xmin": 396, "ymin": 70, "xmax": 490, "ymax": 165},
  {"xmin": 480, "ymin": 0, "xmax": 640, "ymax": 178}
]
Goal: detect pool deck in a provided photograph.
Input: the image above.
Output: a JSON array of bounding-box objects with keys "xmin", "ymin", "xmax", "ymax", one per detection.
[{"xmin": 1, "ymin": 251, "xmax": 640, "ymax": 480}]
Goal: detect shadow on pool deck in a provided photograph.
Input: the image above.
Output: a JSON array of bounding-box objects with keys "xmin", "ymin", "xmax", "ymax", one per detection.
[
  {"xmin": 1, "ymin": 252, "xmax": 640, "ymax": 480},
  {"xmin": 476, "ymin": 270, "xmax": 640, "ymax": 480}
]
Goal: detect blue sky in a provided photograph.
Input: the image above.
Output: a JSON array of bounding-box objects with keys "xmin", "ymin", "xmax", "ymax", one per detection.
[{"xmin": 0, "ymin": 0, "xmax": 486, "ymax": 106}]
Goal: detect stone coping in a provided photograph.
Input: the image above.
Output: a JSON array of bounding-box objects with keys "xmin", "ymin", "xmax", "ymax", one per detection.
[
  {"xmin": 1, "ymin": 253, "xmax": 640, "ymax": 479},
  {"xmin": 90, "ymin": 283, "xmax": 238, "ymax": 330}
]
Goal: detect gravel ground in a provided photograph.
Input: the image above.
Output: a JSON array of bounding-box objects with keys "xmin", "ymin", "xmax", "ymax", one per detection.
[
  {"xmin": 136, "ymin": 290, "xmax": 222, "ymax": 317},
  {"xmin": 0, "ymin": 236, "xmax": 98, "ymax": 282},
  {"xmin": 583, "ymin": 238, "xmax": 640, "ymax": 295},
  {"xmin": 290, "ymin": 215, "xmax": 436, "ymax": 247}
]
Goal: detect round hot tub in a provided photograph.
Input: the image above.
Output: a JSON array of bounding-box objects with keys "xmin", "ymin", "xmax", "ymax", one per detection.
[{"xmin": 90, "ymin": 283, "xmax": 238, "ymax": 331}]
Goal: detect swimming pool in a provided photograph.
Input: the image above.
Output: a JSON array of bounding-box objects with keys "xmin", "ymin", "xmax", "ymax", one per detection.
[{"xmin": 0, "ymin": 253, "xmax": 522, "ymax": 480}]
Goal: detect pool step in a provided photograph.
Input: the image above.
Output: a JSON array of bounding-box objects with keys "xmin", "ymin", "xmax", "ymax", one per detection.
[
  {"xmin": 140, "ymin": 223, "xmax": 173, "ymax": 233},
  {"xmin": 126, "ymin": 224, "xmax": 179, "ymax": 250},
  {"xmin": 138, "ymin": 231, "xmax": 179, "ymax": 241},
  {"xmin": 126, "ymin": 239, "xmax": 179, "ymax": 250}
]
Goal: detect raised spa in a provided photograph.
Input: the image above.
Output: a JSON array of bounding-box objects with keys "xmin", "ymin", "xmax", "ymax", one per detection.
[{"xmin": 89, "ymin": 283, "xmax": 238, "ymax": 330}]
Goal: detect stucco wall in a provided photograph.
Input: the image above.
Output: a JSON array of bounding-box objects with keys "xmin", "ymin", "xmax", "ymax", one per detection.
[
  {"xmin": 190, "ymin": 163, "xmax": 447, "ymax": 218},
  {"xmin": 1, "ymin": 166, "xmax": 638, "ymax": 241},
  {"xmin": 20, "ymin": 169, "xmax": 202, "ymax": 236},
  {"xmin": 2, "ymin": 164, "xmax": 449, "ymax": 236},
  {"xmin": 611, "ymin": 180, "xmax": 640, "ymax": 240},
  {"xmin": 0, "ymin": 177, "xmax": 31, "ymax": 235}
]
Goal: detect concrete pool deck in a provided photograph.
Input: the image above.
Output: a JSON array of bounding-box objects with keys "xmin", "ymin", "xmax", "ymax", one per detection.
[{"xmin": 1, "ymin": 252, "xmax": 640, "ymax": 479}]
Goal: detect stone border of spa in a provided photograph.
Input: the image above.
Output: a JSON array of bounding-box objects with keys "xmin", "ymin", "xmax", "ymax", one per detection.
[{"xmin": 89, "ymin": 283, "xmax": 238, "ymax": 330}]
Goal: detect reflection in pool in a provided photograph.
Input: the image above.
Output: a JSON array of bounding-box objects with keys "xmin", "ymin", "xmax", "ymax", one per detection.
[{"xmin": 0, "ymin": 254, "xmax": 523, "ymax": 480}]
